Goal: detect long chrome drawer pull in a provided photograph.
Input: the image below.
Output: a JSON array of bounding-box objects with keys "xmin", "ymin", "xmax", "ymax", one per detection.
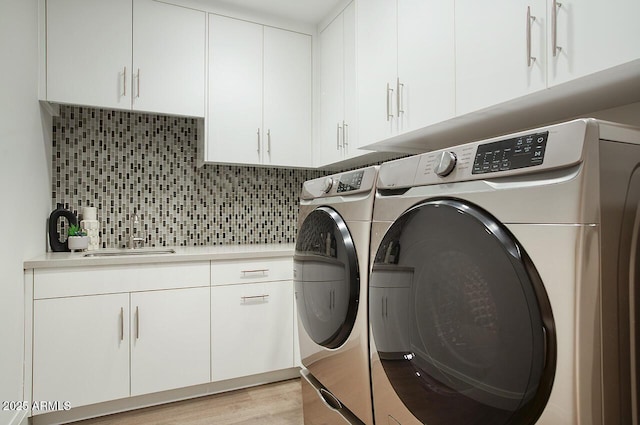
[
  {"xmin": 241, "ymin": 269, "xmax": 269, "ymax": 276},
  {"xmin": 241, "ymin": 294, "xmax": 269, "ymax": 302}
]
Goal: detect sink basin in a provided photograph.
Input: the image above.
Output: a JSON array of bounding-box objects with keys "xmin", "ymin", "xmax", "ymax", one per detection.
[{"xmin": 83, "ymin": 248, "xmax": 176, "ymax": 257}]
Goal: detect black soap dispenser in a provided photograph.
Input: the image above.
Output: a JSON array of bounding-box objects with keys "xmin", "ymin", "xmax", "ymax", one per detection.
[{"xmin": 48, "ymin": 203, "xmax": 78, "ymax": 252}]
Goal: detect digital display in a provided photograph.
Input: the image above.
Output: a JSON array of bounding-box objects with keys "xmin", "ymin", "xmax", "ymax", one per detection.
[
  {"xmin": 337, "ymin": 170, "xmax": 364, "ymax": 193},
  {"xmin": 472, "ymin": 131, "xmax": 548, "ymax": 174}
]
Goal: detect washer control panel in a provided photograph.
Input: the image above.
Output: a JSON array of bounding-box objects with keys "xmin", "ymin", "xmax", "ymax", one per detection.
[
  {"xmin": 301, "ymin": 166, "xmax": 378, "ymax": 200},
  {"xmin": 337, "ymin": 170, "xmax": 364, "ymax": 193},
  {"xmin": 472, "ymin": 131, "xmax": 548, "ymax": 174}
]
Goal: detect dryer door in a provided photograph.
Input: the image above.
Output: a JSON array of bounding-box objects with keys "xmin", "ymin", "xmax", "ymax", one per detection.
[
  {"xmin": 294, "ymin": 207, "xmax": 359, "ymax": 349},
  {"xmin": 370, "ymin": 198, "xmax": 555, "ymax": 425}
]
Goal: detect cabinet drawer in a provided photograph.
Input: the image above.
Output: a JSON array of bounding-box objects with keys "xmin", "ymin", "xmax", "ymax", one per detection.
[
  {"xmin": 211, "ymin": 281, "xmax": 294, "ymax": 381},
  {"xmin": 34, "ymin": 262, "xmax": 210, "ymax": 299},
  {"xmin": 211, "ymin": 258, "xmax": 292, "ymax": 286}
]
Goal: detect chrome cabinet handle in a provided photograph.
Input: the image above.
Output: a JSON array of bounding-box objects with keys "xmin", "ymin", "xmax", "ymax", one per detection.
[
  {"xmin": 241, "ymin": 269, "xmax": 269, "ymax": 276},
  {"xmin": 120, "ymin": 307, "xmax": 124, "ymax": 342},
  {"xmin": 136, "ymin": 69, "xmax": 141, "ymax": 98},
  {"xmin": 241, "ymin": 294, "xmax": 269, "ymax": 302},
  {"xmin": 122, "ymin": 66, "xmax": 127, "ymax": 97},
  {"xmin": 552, "ymin": 0, "xmax": 562, "ymax": 57},
  {"xmin": 336, "ymin": 122, "xmax": 342, "ymax": 150},
  {"xmin": 396, "ymin": 78, "xmax": 404, "ymax": 116},
  {"xmin": 527, "ymin": 6, "xmax": 536, "ymax": 67},
  {"xmin": 257, "ymin": 128, "xmax": 261, "ymax": 154},
  {"xmin": 343, "ymin": 121, "xmax": 348, "ymax": 147},
  {"xmin": 386, "ymin": 83, "xmax": 394, "ymax": 121},
  {"xmin": 135, "ymin": 306, "xmax": 140, "ymax": 339},
  {"xmin": 267, "ymin": 129, "xmax": 271, "ymax": 154}
]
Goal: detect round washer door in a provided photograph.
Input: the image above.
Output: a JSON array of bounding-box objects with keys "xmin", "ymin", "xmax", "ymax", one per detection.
[
  {"xmin": 294, "ymin": 207, "xmax": 359, "ymax": 349},
  {"xmin": 370, "ymin": 198, "xmax": 556, "ymax": 425}
]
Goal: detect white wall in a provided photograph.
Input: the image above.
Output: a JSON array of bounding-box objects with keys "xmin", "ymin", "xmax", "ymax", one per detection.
[{"xmin": 0, "ymin": 0, "xmax": 51, "ymax": 424}]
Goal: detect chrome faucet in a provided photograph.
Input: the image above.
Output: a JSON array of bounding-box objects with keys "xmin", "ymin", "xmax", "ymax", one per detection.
[{"xmin": 129, "ymin": 212, "xmax": 145, "ymax": 249}]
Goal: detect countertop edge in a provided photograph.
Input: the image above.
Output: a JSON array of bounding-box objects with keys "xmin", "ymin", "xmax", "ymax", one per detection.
[{"xmin": 24, "ymin": 244, "xmax": 295, "ymax": 270}]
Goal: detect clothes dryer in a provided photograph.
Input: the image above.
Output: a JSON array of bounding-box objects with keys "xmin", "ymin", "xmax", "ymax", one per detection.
[
  {"xmin": 368, "ymin": 119, "xmax": 640, "ymax": 425},
  {"xmin": 295, "ymin": 166, "xmax": 378, "ymax": 425}
]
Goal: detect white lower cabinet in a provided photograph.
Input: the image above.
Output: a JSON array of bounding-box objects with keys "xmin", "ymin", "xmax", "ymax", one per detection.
[
  {"xmin": 130, "ymin": 287, "xmax": 210, "ymax": 396},
  {"xmin": 33, "ymin": 293, "xmax": 131, "ymax": 409},
  {"xmin": 32, "ymin": 286, "xmax": 211, "ymax": 411},
  {"xmin": 211, "ymin": 281, "xmax": 294, "ymax": 381},
  {"xmin": 29, "ymin": 256, "xmax": 295, "ymax": 417}
]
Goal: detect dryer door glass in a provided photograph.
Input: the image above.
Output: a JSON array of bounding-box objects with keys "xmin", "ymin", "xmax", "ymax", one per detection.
[
  {"xmin": 370, "ymin": 199, "xmax": 555, "ymax": 425},
  {"xmin": 294, "ymin": 207, "xmax": 359, "ymax": 349}
]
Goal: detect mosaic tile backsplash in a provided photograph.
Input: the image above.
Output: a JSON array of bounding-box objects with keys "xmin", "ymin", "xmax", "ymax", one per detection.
[{"xmin": 52, "ymin": 106, "xmax": 324, "ymax": 248}]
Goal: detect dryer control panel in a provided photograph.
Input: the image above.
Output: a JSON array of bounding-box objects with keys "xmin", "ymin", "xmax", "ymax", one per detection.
[
  {"xmin": 300, "ymin": 166, "xmax": 378, "ymax": 200},
  {"xmin": 378, "ymin": 118, "xmax": 597, "ymax": 189},
  {"xmin": 472, "ymin": 131, "xmax": 548, "ymax": 174}
]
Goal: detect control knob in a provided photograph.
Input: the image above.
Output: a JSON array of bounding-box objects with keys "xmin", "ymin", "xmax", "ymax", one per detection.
[
  {"xmin": 322, "ymin": 177, "xmax": 334, "ymax": 193},
  {"xmin": 434, "ymin": 151, "xmax": 457, "ymax": 177}
]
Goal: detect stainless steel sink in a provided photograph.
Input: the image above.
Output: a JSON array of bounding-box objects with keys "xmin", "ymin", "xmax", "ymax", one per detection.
[{"xmin": 83, "ymin": 248, "xmax": 176, "ymax": 257}]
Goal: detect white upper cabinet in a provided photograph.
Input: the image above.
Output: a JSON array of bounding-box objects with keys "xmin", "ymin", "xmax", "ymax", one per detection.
[
  {"xmin": 456, "ymin": 0, "xmax": 640, "ymax": 115},
  {"xmin": 132, "ymin": 0, "xmax": 205, "ymax": 117},
  {"xmin": 206, "ymin": 14, "xmax": 312, "ymax": 168},
  {"xmin": 397, "ymin": 0, "xmax": 455, "ymax": 133},
  {"xmin": 317, "ymin": 2, "xmax": 362, "ymax": 167},
  {"xmin": 207, "ymin": 15, "xmax": 263, "ymax": 165},
  {"xmin": 356, "ymin": 0, "xmax": 398, "ymax": 146},
  {"xmin": 318, "ymin": 11, "xmax": 346, "ymax": 166},
  {"xmin": 263, "ymin": 26, "xmax": 313, "ymax": 167},
  {"xmin": 45, "ymin": 0, "xmax": 206, "ymax": 117},
  {"xmin": 356, "ymin": 0, "xmax": 455, "ymax": 147},
  {"xmin": 46, "ymin": 0, "xmax": 132, "ymax": 110},
  {"xmin": 455, "ymin": 0, "xmax": 547, "ymax": 116},
  {"xmin": 548, "ymin": 0, "xmax": 640, "ymax": 87}
]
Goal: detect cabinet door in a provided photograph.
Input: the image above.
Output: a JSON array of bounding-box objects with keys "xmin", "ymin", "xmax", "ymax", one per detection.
[
  {"xmin": 46, "ymin": 0, "xmax": 132, "ymax": 109},
  {"xmin": 548, "ymin": 0, "xmax": 640, "ymax": 87},
  {"xmin": 264, "ymin": 27, "xmax": 313, "ymax": 168},
  {"xmin": 318, "ymin": 12, "xmax": 346, "ymax": 166},
  {"xmin": 397, "ymin": 0, "xmax": 455, "ymax": 133},
  {"xmin": 211, "ymin": 281, "xmax": 294, "ymax": 381},
  {"xmin": 342, "ymin": 2, "xmax": 362, "ymax": 158},
  {"xmin": 132, "ymin": 0, "xmax": 205, "ymax": 117},
  {"xmin": 356, "ymin": 0, "xmax": 398, "ymax": 147},
  {"xmin": 130, "ymin": 287, "xmax": 210, "ymax": 396},
  {"xmin": 207, "ymin": 14, "xmax": 263, "ymax": 165},
  {"xmin": 33, "ymin": 294, "xmax": 130, "ymax": 410},
  {"xmin": 370, "ymin": 287, "xmax": 411, "ymax": 353},
  {"xmin": 455, "ymin": 0, "xmax": 546, "ymax": 115}
]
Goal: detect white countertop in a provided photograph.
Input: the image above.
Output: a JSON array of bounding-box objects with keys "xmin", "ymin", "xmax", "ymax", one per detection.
[{"xmin": 24, "ymin": 244, "xmax": 295, "ymax": 269}]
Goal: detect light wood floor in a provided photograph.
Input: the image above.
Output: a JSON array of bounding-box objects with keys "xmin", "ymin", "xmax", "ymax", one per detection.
[{"xmin": 69, "ymin": 379, "xmax": 303, "ymax": 425}]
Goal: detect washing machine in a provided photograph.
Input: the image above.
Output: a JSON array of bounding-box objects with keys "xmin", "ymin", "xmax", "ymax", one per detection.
[
  {"xmin": 368, "ymin": 119, "xmax": 640, "ymax": 425},
  {"xmin": 295, "ymin": 166, "xmax": 378, "ymax": 425}
]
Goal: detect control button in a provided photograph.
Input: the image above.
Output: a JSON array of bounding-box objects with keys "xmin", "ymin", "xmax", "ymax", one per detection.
[
  {"xmin": 322, "ymin": 178, "xmax": 333, "ymax": 193},
  {"xmin": 434, "ymin": 151, "xmax": 457, "ymax": 177}
]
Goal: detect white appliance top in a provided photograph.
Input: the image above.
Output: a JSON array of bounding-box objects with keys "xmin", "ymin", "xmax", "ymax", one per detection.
[{"xmin": 378, "ymin": 119, "xmax": 640, "ymax": 190}]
